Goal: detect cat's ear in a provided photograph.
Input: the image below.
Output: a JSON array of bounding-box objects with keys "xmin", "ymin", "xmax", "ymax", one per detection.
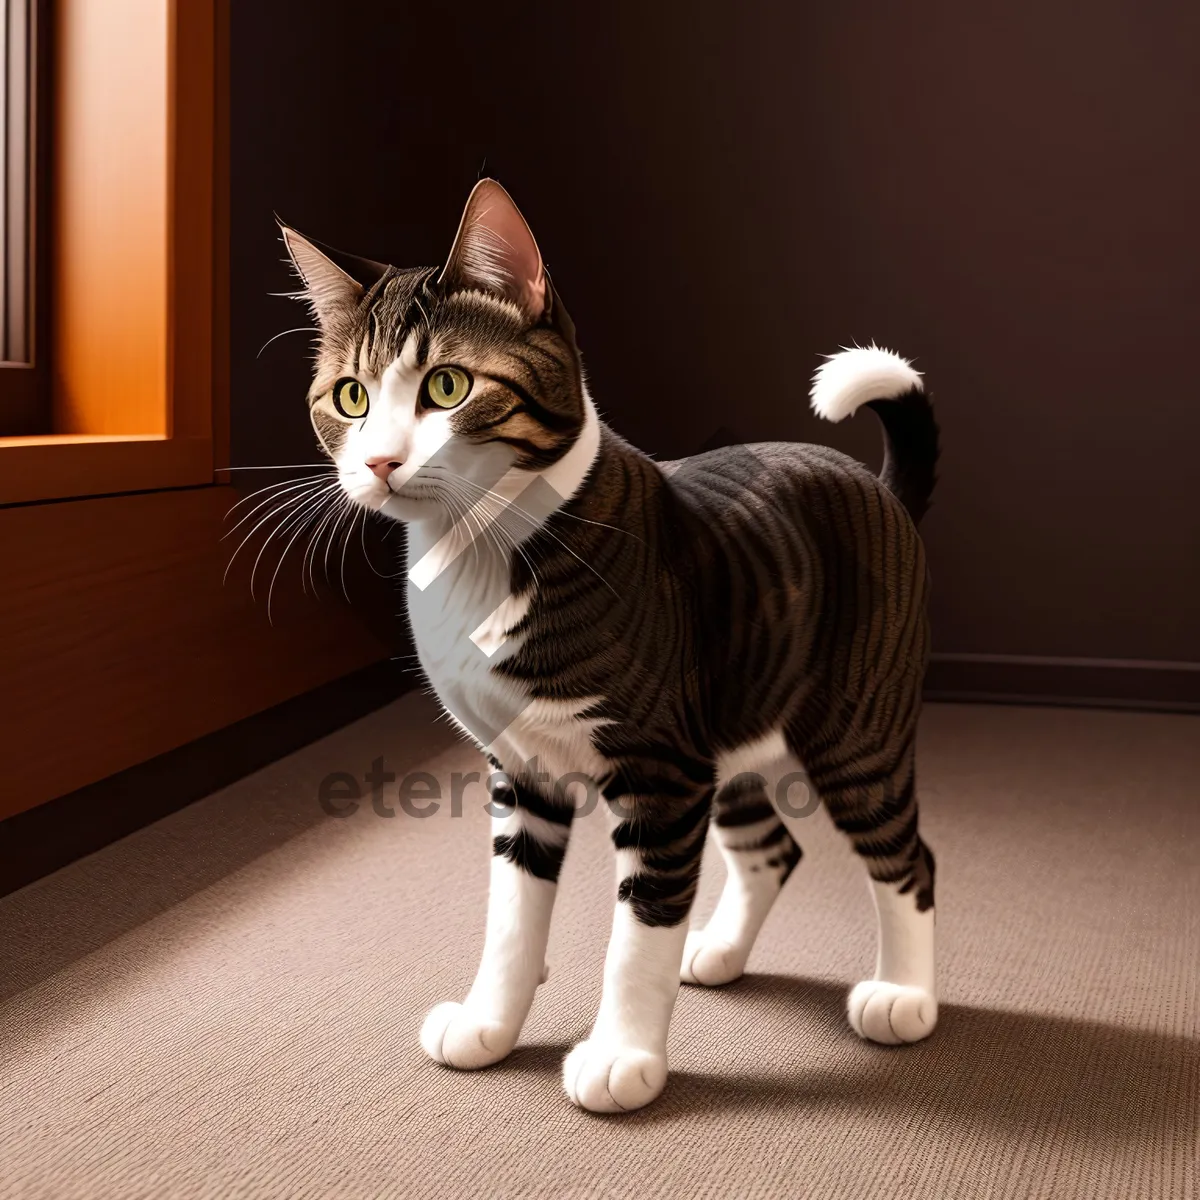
[
  {"xmin": 437, "ymin": 179, "xmax": 547, "ymax": 323},
  {"xmin": 278, "ymin": 222, "xmax": 387, "ymax": 327}
]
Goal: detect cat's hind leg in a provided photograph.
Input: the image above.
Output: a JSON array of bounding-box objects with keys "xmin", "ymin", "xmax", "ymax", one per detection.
[
  {"xmin": 807, "ymin": 728, "xmax": 938, "ymax": 1045},
  {"xmin": 681, "ymin": 734, "xmax": 802, "ymax": 987}
]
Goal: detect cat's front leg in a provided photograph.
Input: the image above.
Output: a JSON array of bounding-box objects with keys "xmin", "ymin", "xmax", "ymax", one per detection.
[
  {"xmin": 563, "ymin": 783, "xmax": 712, "ymax": 1112},
  {"xmin": 420, "ymin": 771, "xmax": 572, "ymax": 1069}
]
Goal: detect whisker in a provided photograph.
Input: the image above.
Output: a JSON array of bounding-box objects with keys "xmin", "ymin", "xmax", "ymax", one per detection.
[
  {"xmin": 303, "ymin": 492, "xmax": 347, "ymax": 594},
  {"xmin": 438, "ymin": 485, "xmax": 484, "ymax": 574},
  {"xmin": 257, "ymin": 326, "xmax": 319, "ymax": 359},
  {"xmin": 223, "ymin": 483, "xmax": 327, "ymax": 585},
  {"xmin": 216, "ymin": 463, "xmax": 335, "ymax": 473},
  {"xmin": 420, "ymin": 486, "xmax": 478, "ymax": 570},
  {"xmin": 318, "ymin": 497, "xmax": 353, "ymax": 594},
  {"xmin": 426, "ymin": 464, "xmax": 643, "ymax": 542},
  {"xmin": 267, "ymin": 488, "xmax": 339, "ymax": 621},
  {"xmin": 251, "ymin": 484, "xmax": 339, "ymax": 602},
  {"xmin": 471, "ymin": 490, "xmax": 539, "ymax": 587},
  {"xmin": 449, "ymin": 476, "xmax": 620, "ymax": 599},
  {"xmin": 339, "ymin": 507, "xmax": 360, "ymax": 603},
  {"xmin": 442, "ymin": 479, "xmax": 543, "ymax": 593},
  {"xmin": 223, "ymin": 476, "xmax": 330, "ymax": 533},
  {"xmin": 359, "ymin": 506, "xmax": 406, "ymax": 579},
  {"xmin": 441, "ymin": 487, "xmax": 488, "ymax": 578},
  {"xmin": 224, "ymin": 476, "xmax": 317, "ymax": 521},
  {"xmin": 296, "ymin": 490, "xmax": 342, "ymax": 597},
  {"xmin": 325, "ymin": 498, "xmax": 355, "ymax": 593}
]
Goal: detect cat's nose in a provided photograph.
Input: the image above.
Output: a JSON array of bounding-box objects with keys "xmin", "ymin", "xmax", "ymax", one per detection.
[{"xmin": 365, "ymin": 456, "xmax": 402, "ymax": 481}]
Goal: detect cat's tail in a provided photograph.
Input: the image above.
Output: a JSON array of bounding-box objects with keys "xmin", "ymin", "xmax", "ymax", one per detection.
[{"xmin": 809, "ymin": 344, "xmax": 940, "ymax": 525}]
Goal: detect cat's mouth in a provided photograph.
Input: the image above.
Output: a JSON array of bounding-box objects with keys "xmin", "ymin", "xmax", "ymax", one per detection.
[
  {"xmin": 373, "ymin": 478, "xmax": 451, "ymax": 523},
  {"xmin": 390, "ymin": 481, "xmax": 440, "ymax": 501},
  {"xmin": 339, "ymin": 475, "xmax": 440, "ymax": 517}
]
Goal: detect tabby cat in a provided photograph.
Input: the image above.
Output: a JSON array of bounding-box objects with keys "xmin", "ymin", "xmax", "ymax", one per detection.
[{"xmin": 280, "ymin": 180, "xmax": 940, "ymax": 1113}]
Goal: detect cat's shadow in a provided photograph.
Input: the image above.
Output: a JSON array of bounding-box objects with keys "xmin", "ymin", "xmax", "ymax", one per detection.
[{"xmin": 500, "ymin": 973, "xmax": 1196, "ymax": 1142}]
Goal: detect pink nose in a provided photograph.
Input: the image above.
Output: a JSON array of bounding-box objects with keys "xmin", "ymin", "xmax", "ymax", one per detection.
[{"xmin": 366, "ymin": 456, "xmax": 402, "ymax": 481}]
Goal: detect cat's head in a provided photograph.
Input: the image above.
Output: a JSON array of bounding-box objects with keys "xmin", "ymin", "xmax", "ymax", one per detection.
[{"xmin": 281, "ymin": 180, "xmax": 589, "ymax": 524}]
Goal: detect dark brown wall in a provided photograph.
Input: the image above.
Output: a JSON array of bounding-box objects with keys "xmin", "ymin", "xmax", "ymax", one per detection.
[{"xmin": 233, "ymin": 2, "xmax": 1200, "ymax": 704}]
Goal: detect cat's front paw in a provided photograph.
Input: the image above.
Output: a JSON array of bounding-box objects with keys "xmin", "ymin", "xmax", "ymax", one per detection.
[
  {"xmin": 847, "ymin": 981, "xmax": 937, "ymax": 1045},
  {"xmin": 419, "ymin": 1001, "xmax": 516, "ymax": 1069},
  {"xmin": 680, "ymin": 929, "xmax": 746, "ymax": 986},
  {"xmin": 562, "ymin": 1039, "xmax": 668, "ymax": 1113}
]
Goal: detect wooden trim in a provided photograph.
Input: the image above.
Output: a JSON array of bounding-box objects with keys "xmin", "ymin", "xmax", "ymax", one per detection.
[
  {"xmin": 167, "ymin": 0, "xmax": 215, "ymax": 443},
  {"xmin": 925, "ymin": 652, "xmax": 1200, "ymax": 713},
  {"xmin": 0, "ymin": 434, "xmax": 211, "ymax": 503},
  {"xmin": 0, "ymin": 0, "xmax": 54, "ymax": 436}
]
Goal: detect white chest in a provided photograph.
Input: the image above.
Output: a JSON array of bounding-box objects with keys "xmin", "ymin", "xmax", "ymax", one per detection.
[{"xmin": 405, "ymin": 530, "xmax": 610, "ymax": 785}]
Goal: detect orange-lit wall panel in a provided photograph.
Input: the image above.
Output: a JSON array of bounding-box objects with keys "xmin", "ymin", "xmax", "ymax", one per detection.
[{"xmin": 52, "ymin": 0, "xmax": 169, "ymax": 436}]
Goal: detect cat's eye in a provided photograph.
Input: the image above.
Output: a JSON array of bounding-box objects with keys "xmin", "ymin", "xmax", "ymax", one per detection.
[
  {"xmin": 423, "ymin": 366, "xmax": 472, "ymax": 409},
  {"xmin": 332, "ymin": 377, "xmax": 369, "ymax": 419}
]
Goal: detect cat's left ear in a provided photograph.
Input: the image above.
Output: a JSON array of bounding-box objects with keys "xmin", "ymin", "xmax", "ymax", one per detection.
[
  {"xmin": 278, "ymin": 222, "xmax": 388, "ymax": 328},
  {"xmin": 437, "ymin": 179, "xmax": 547, "ymax": 323}
]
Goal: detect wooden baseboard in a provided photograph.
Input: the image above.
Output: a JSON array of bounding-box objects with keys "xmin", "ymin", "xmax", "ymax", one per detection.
[
  {"xmin": 0, "ymin": 659, "xmax": 413, "ymax": 899},
  {"xmin": 925, "ymin": 653, "xmax": 1200, "ymax": 713}
]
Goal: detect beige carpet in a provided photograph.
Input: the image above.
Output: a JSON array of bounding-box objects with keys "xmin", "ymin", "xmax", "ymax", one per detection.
[{"xmin": 1, "ymin": 697, "xmax": 1197, "ymax": 1199}]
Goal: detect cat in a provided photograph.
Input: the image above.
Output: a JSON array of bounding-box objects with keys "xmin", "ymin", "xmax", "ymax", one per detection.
[{"xmin": 279, "ymin": 179, "xmax": 939, "ymax": 1113}]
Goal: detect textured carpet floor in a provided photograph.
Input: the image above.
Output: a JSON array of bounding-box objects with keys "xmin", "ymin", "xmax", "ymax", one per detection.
[{"xmin": 1, "ymin": 698, "xmax": 1197, "ymax": 1199}]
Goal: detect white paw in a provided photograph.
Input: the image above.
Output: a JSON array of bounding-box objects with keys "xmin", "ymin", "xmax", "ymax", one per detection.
[
  {"xmin": 419, "ymin": 1001, "xmax": 516, "ymax": 1069},
  {"xmin": 847, "ymin": 981, "xmax": 938, "ymax": 1045},
  {"xmin": 562, "ymin": 1039, "xmax": 668, "ymax": 1112},
  {"xmin": 680, "ymin": 929, "xmax": 746, "ymax": 986}
]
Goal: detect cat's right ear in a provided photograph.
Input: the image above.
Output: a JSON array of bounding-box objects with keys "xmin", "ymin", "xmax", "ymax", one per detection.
[
  {"xmin": 278, "ymin": 222, "xmax": 386, "ymax": 327},
  {"xmin": 437, "ymin": 180, "xmax": 547, "ymax": 323}
]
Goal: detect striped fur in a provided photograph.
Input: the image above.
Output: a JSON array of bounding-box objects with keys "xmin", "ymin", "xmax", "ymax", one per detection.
[{"xmin": 282, "ymin": 181, "xmax": 942, "ymax": 1111}]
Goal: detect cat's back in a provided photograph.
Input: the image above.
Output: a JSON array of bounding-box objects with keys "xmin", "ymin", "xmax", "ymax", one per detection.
[
  {"xmin": 662, "ymin": 437, "xmax": 930, "ymax": 705},
  {"xmin": 662, "ymin": 438, "xmax": 918, "ymax": 551}
]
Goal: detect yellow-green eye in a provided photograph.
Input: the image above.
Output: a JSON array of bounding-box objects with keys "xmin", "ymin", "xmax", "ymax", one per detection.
[
  {"xmin": 424, "ymin": 366, "xmax": 472, "ymax": 409},
  {"xmin": 332, "ymin": 377, "xmax": 369, "ymax": 418}
]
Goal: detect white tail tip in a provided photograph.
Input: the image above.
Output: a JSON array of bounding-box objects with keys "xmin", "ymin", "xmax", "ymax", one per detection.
[{"xmin": 809, "ymin": 344, "xmax": 923, "ymax": 423}]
